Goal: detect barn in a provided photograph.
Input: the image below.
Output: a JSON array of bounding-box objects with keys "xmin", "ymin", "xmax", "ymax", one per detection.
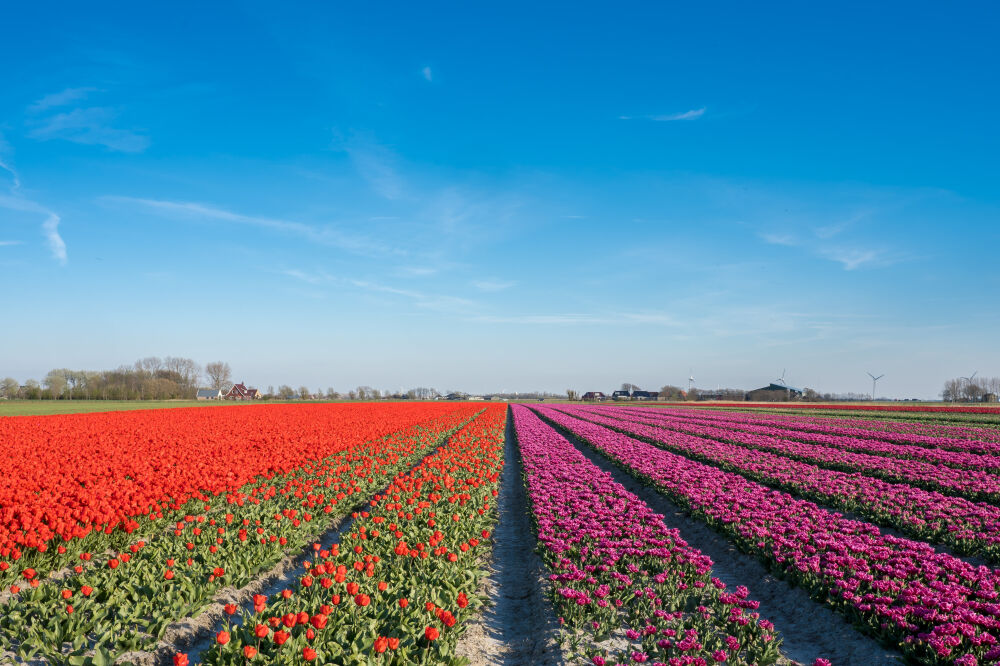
[{"xmin": 746, "ymin": 383, "xmax": 803, "ymax": 401}]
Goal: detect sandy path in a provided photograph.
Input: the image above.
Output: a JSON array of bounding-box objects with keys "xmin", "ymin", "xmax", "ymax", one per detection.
[
  {"xmin": 547, "ymin": 414, "xmax": 903, "ymax": 666},
  {"xmin": 455, "ymin": 409, "xmax": 564, "ymax": 666}
]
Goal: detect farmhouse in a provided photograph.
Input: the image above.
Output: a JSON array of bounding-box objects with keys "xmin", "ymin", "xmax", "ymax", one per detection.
[
  {"xmin": 196, "ymin": 389, "xmax": 222, "ymax": 400},
  {"xmin": 223, "ymin": 383, "xmax": 260, "ymax": 400},
  {"xmin": 611, "ymin": 390, "xmax": 631, "ymax": 400},
  {"xmin": 581, "ymin": 391, "xmax": 606, "ymax": 401},
  {"xmin": 632, "ymin": 390, "xmax": 658, "ymax": 401}
]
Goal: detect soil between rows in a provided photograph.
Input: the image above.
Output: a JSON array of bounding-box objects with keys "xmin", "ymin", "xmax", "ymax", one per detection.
[
  {"xmin": 533, "ymin": 408, "xmax": 904, "ymax": 666},
  {"xmin": 454, "ymin": 408, "xmax": 564, "ymax": 665}
]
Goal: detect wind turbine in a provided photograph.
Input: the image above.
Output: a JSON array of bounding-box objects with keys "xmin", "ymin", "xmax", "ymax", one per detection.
[
  {"xmin": 688, "ymin": 369, "xmax": 695, "ymax": 393},
  {"xmin": 867, "ymin": 372, "xmax": 884, "ymax": 401},
  {"xmin": 776, "ymin": 369, "xmax": 790, "ymax": 398},
  {"xmin": 960, "ymin": 371, "xmax": 978, "ymax": 402}
]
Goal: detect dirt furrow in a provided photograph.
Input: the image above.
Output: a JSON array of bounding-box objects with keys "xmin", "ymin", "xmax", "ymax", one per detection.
[{"xmin": 455, "ymin": 408, "xmax": 564, "ymax": 666}]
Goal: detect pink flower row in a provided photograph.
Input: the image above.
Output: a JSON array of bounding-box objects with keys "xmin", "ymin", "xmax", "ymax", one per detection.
[
  {"xmin": 512, "ymin": 405, "xmax": 786, "ymax": 666},
  {"xmin": 534, "ymin": 405, "xmax": 1000, "ymax": 665},
  {"xmin": 557, "ymin": 406, "xmax": 1000, "ymax": 562},
  {"xmin": 588, "ymin": 407, "xmax": 1000, "ymax": 505},
  {"xmin": 641, "ymin": 407, "xmax": 1000, "ymax": 453},
  {"xmin": 615, "ymin": 407, "xmax": 1000, "ymax": 469}
]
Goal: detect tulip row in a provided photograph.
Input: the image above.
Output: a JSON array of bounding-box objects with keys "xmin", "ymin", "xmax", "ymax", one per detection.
[
  {"xmin": 650, "ymin": 402, "xmax": 1000, "ymax": 415},
  {"xmin": 0, "ymin": 405, "xmax": 484, "ymax": 665},
  {"xmin": 634, "ymin": 407, "xmax": 1000, "ymax": 453},
  {"xmin": 589, "ymin": 407, "xmax": 1000, "ymax": 505},
  {"xmin": 0, "ymin": 402, "xmax": 472, "ymax": 587},
  {"xmin": 192, "ymin": 403, "xmax": 507, "ymax": 666},
  {"xmin": 512, "ymin": 405, "xmax": 786, "ymax": 666},
  {"xmin": 609, "ymin": 406, "xmax": 1000, "ymax": 470},
  {"xmin": 556, "ymin": 406, "xmax": 1000, "ymax": 562},
  {"xmin": 534, "ymin": 405, "xmax": 1000, "ymax": 665}
]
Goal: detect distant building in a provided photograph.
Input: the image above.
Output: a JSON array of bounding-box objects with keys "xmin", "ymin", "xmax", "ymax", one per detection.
[
  {"xmin": 611, "ymin": 390, "xmax": 631, "ymax": 400},
  {"xmin": 746, "ymin": 383, "xmax": 802, "ymax": 401},
  {"xmin": 223, "ymin": 383, "xmax": 260, "ymax": 400},
  {"xmin": 196, "ymin": 389, "xmax": 222, "ymax": 400},
  {"xmin": 468, "ymin": 395, "xmax": 484, "ymax": 401},
  {"xmin": 632, "ymin": 390, "xmax": 658, "ymax": 401},
  {"xmin": 445, "ymin": 393, "xmax": 463, "ymax": 401},
  {"xmin": 985, "ymin": 393, "xmax": 999, "ymax": 403},
  {"xmin": 582, "ymin": 391, "xmax": 606, "ymax": 401}
]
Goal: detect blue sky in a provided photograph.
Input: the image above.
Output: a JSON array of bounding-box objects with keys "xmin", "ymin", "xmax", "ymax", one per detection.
[{"xmin": 1, "ymin": 1, "xmax": 997, "ymax": 398}]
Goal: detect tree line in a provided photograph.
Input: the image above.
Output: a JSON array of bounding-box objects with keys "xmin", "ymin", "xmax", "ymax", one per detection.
[
  {"xmin": 0, "ymin": 357, "xmax": 231, "ymax": 401},
  {"xmin": 942, "ymin": 376, "xmax": 1000, "ymax": 402}
]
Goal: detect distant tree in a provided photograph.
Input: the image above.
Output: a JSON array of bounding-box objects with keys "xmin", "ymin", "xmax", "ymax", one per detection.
[
  {"xmin": 298, "ymin": 386, "xmax": 311, "ymax": 400},
  {"xmin": 1, "ymin": 377, "xmax": 18, "ymax": 399},
  {"xmin": 566, "ymin": 389, "xmax": 579, "ymax": 401},
  {"xmin": 205, "ymin": 362, "xmax": 232, "ymax": 390},
  {"xmin": 44, "ymin": 370, "xmax": 68, "ymax": 399},
  {"xmin": 621, "ymin": 383, "xmax": 640, "ymax": 393},
  {"xmin": 23, "ymin": 379, "xmax": 41, "ymax": 400},
  {"xmin": 326, "ymin": 387, "xmax": 340, "ymax": 400},
  {"xmin": 686, "ymin": 388, "xmax": 700, "ymax": 401},
  {"xmin": 276, "ymin": 385, "xmax": 295, "ymax": 399},
  {"xmin": 659, "ymin": 385, "xmax": 684, "ymax": 400},
  {"xmin": 803, "ymin": 388, "xmax": 820, "ymax": 401},
  {"xmin": 266, "ymin": 385, "xmax": 275, "ymax": 397},
  {"xmin": 165, "ymin": 357, "xmax": 201, "ymax": 389},
  {"xmin": 138, "ymin": 356, "xmax": 164, "ymax": 374}
]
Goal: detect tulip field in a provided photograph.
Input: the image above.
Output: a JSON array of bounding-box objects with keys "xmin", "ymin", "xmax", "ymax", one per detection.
[{"xmin": 2, "ymin": 402, "xmax": 1000, "ymax": 665}]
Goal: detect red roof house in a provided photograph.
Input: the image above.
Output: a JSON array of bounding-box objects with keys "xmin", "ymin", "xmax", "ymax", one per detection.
[{"xmin": 224, "ymin": 383, "xmax": 260, "ymax": 400}]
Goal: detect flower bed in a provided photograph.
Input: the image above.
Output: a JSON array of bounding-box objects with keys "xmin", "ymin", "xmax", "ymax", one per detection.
[
  {"xmin": 583, "ymin": 407, "xmax": 1000, "ymax": 504},
  {"xmin": 556, "ymin": 406, "xmax": 1000, "ymax": 562},
  {"xmin": 0, "ymin": 405, "xmax": 483, "ymax": 664},
  {"xmin": 601, "ymin": 406, "xmax": 1000, "ymax": 469},
  {"xmin": 514, "ymin": 405, "xmax": 784, "ymax": 666},
  {"xmin": 535, "ymin": 405, "xmax": 1000, "ymax": 665},
  {"xmin": 193, "ymin": 403, "xmax": 506, "ymax": 665}
]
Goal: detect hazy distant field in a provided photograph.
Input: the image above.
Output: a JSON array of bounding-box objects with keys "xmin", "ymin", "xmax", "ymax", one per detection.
[{"xmin": 0, "ymin": 399, "xmax": 240, "ymax": 416}]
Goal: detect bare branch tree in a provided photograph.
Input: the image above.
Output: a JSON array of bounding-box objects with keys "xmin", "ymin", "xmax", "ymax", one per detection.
[{"xmin": 205, "ymin": 361, "xmax": 232, "ymax": 390}]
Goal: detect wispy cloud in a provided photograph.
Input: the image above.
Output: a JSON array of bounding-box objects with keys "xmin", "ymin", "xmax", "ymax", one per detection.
[
  {"xmin": 0, "ymin": 196, "xmax": 67, "ymax": 264},
  {"xmin": 759, "ymin": 232, "xmax": 797, "ymax": 246},
  {"xmin": 28, "ymin": 107, "xmax": 150, "ymax": 153},
  {"xmin": 472, "ymin": 279, "xmax": 516, "ymax": 292},
  {"xmin": 472, "ymin": 311, "xmax": 679, "ymax": 326},
  {"xmin": 620, "ymin": 108, "xmax": 706, "ymax": 122},
  {"xmin": 278, "ymin": 268, "xmax": 336, "ymax": 285},
  {"xmin": 0, "ymin": 240, "xmax": 23, "ymax": 246},
  {"xmin": 820, "ymin": 247, "xmax": 886, "ymax": 271},
  {"xmin": 396, "ymin": 266, "xmax": 439, "ymax": 277},
  {"xmin": 0, "ymin": 133, "xmax": 20, "ymax": 192},
  {"xmin": 335, "ymin": 137, "xmax": 406, "ymax": 200},
  {"xmin": 27, "ymin": 88, "xmax": 149, "ymax": 153},
  {"xmin": 103, "ymin": 196, "xmax": 404, "ymax": 257},
  {"xmin": 421, "ymin": 66, "xmax": 433, "ymax": 82},
  {"xmin": 0, "ymin": 144, "xmax": 67, "ymax": 264},
  {"xmin": 29, "ymin": 87, "xmax": 99, "ymax": 112},
  {"xmin": 349, "ymin": 278, "xmax": 477, "ymax": 313}
]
